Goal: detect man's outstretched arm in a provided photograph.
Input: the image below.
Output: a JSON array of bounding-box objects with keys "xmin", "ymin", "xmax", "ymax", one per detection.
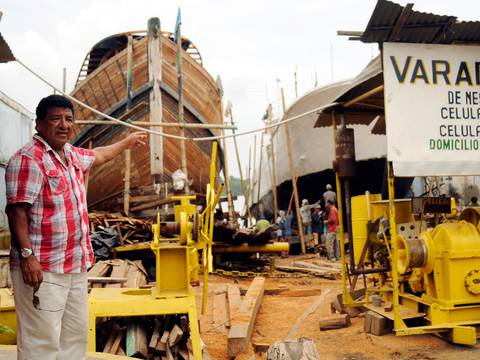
[{"xmin": 93, "ymin": 132, "xmax": 147, "ymax": 167}]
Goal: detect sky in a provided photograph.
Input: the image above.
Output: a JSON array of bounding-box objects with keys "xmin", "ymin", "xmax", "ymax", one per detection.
[{"xmin": 0, "ymin": 0, "xmax": 477, "ymax": 177}]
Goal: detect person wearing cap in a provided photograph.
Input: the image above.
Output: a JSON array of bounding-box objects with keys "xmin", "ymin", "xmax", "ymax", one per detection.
[{"xmin": 323, "ymin": 184, "xmax": 337, "ymax": 206}]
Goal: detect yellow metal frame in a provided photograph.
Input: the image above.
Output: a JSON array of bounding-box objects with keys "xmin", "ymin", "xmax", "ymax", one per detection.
[{"xmin": 88, "ymin": 142, "xmax": 223, "ymax": 357}]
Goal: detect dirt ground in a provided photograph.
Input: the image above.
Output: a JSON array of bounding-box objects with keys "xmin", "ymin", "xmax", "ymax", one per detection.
[{"xmin": 199, "ymin": 255, "xmax": 480, "ymax": 360}]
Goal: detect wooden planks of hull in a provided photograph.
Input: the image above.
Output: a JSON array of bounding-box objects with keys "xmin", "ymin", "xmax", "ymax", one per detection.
[{"xmin": 70, "ymin": 30, "xmax": 223, "ymax": 213}]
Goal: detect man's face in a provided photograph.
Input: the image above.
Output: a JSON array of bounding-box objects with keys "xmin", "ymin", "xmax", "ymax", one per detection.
[{"xmin": 36, "ymin": 107, "xmax": 74, "ymax": 150}]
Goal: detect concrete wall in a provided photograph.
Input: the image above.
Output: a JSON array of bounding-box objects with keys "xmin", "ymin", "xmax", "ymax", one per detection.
[{"xmin": 0, "ymin": 91, "xmax": 34, "ymax": 237}]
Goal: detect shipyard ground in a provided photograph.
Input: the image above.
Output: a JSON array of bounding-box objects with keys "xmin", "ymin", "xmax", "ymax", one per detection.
[{"xmin": 201, "ymin": 255, "xmax": 480, "ymax": 360}]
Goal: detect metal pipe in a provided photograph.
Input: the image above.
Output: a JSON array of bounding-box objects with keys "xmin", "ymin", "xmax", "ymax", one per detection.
[
  {"xmin": 213, "ymin": 242, "xmax": 289, "ymax": 253},
  {"xmin": 344, "ymin": 178, "xmax": 356, "ymax": 273},
  {"xmin": 343, "ymin": 85, "xmax": 384, "ymax": 108}
]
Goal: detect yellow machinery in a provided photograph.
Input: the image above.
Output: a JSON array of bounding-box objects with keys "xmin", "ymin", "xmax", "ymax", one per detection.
[
  {"xmin": 88, "ymin": 143, "xmax": 223, "ymax": 357},
  {"xmin": 342, "ymin": 188, "xmax": 480, "ymax": 345}
]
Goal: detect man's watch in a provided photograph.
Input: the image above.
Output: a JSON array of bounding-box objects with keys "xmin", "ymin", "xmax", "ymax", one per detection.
[{"xmin": 20, "ymin": 248, "xmax": 33, "ymax": 259}]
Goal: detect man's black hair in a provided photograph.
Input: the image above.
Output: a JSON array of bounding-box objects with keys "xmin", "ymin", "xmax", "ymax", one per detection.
[
  {"xmin": 472, "ymin": 196, "xmax": 478, "ymax": 203},
  {"xmin": 36, "ymin": 95, "xmax": 74, "ymax": 120},
  {"xmin": 327, "ymin": 199, "xmax": 334, "ymax": 205}
]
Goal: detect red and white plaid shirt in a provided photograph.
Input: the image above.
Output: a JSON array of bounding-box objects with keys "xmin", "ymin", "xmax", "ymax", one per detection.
[{"xmin": 6, "ymin": 135, "xmax": 96, "ymax": 273}]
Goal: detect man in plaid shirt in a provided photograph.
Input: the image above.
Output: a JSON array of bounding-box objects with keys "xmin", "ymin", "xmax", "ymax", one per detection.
[{"xmin": 6, "ymin": 95, "xmax": 146, "ymax": 359}]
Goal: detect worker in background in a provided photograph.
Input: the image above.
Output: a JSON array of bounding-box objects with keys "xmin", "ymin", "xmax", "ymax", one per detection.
[
  {"xmin": 468, "ymin": 196, "xmax": 479, "ymax": 207},
  {"xmin": 277, "ymin": 210, "xmax": 293, "ymax": 258},
  {"xmin": 323, "ymin": 184, "xmax": 337, "ymax": 206},
  {"xmin": 5, "ymin": 95, "xmax": 147, "ymax": 360},
  {"xmin": 311, "ymin": 205, "xmax": 324, "ymax": 248},
  {"xmin": 300, "ymin": 199, "xmax": 320, "ymax": 250},
  {"xmin": 324, "ymin": 199, "xmax": 340, "ymax": 261}
]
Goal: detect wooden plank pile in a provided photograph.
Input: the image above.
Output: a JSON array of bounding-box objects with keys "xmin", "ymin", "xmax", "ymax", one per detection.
[
  {"xmin": 87, "ymin": 259, "xmax": 148, "ymax": 289},
  {"xmin": 89, "ymin": 211, "xmax": 152, "ymax": 246},
  {"xmin": 275, "ymin": 260, "xmax": 341, "ymax": 280},
  {"xmin": 97, "ymin": 314, "xmax": 210, "ymax": 359}
]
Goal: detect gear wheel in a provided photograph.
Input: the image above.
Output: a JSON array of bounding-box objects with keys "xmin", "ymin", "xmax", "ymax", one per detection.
[{"xmin": 465, "ymin": 269, "xmax": 480, "ymax": 295}]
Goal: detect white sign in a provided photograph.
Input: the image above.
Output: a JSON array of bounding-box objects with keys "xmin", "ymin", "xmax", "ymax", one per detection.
[{"xmin": 383, "ymin": 42, "xmax": 480, "ymax": 176}]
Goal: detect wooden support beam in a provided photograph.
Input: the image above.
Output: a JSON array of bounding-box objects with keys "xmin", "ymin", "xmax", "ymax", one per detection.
[
  {"xmin": 123, "ymin": 148, "xmax": 131, "ymax": 215},
  {"xmin": 251, "ymin": 135, "xmax": 257, "ymax": 215},
  {"xmin": 388, "ymin": 3, "xmax": 413, "ymax": 41},
  {"xmin": 267, "ymin": 103, "xmax": 278, "ymax": 220},
  {"xmin": 228, "ymin": 277, "xmax": 265, "ymax": 357},
  {"xmin": 256, "ymin": 132, "xmax": 264, "ymax": 205},
  {"xmin": 281, "ymin": 88, "xmax": 305, "ymax": 254},
  {"xmin": 147, "ymin": 17, "xmax": 164, "ymax": 178},
  {"xmin": 226, "ymin": 99, "xmax": 251, "ymax": 221},
  {"xmin": 176, "ymin": 14, "xmax": 189, "ymax": 193},
  {"xmin": 217, "ymin": 77, "xmax": 234, "ymax": 220}
]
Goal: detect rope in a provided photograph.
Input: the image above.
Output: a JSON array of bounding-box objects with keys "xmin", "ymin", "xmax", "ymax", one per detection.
[{"xmin": 16, "ymin": 59, "xmax": 337, "ymax": 142}]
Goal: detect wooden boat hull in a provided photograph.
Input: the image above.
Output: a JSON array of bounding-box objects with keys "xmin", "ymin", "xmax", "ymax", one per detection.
[{"xmin": 70, "ymin": 30, "xmax": 222, "ymax": 213}]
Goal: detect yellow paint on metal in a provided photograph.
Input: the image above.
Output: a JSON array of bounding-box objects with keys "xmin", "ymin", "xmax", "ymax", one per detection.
[
  {"xmin": 0, "ymin": 289, "xmax": 16, "ymax": 345},
  {"xmin": 88, "ymin": 143, "xmax": 222, "ymax": 359},
  {"xmin": 351, "ymin": 193, "xmax": 381, "ymax": 265}
]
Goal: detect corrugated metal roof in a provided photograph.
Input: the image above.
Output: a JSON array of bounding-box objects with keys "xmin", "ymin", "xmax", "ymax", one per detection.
[
  {"xmin": 359, "ymin": 0, "xmax": 480, "ymax": 44},
  {"xmin": 0, "ymin": 32, "xmax": 15, "ymax": 63}
]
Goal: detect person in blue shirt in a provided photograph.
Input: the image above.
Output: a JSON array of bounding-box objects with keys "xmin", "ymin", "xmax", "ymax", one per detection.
[{"xmin": 277, "ymin": 210, "xmax": 293, "ymax": 257}]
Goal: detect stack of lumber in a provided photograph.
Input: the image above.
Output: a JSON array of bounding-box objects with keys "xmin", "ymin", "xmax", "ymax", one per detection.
[
  {"xmin": 87, "ymin": 259, "xmax": 148, "ymax": 289},
  {"xmin": 89, "ymin": 211, "xmax": 152, "ymax": 246},
  {"xmin": 275, "ymin": 260, "xmax": 341, "ymax": 280},
  {"xmin": 98, "ymin": 314, "xmax": 209, "ymax": 359}
]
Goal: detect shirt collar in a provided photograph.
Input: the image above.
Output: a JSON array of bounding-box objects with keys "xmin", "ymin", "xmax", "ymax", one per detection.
[{"xmin": 33, "ymin": 134, "xmax": 72, "ymax": 166}]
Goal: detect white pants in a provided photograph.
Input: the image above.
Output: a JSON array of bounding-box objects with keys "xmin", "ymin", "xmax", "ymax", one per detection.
[{"xmin": 11, "ymin": 270, "xmax": 88, "ymax": 360}]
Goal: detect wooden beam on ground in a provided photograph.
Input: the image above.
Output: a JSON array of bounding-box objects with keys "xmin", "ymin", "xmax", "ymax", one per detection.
[
  {"xmin": 226, "ymin": 284, "xmax": 241, "ymax": 329},
  {"xmin": 212, "ymin": 285, "xmax": 228, "ymax": 333},
  {"xmin": 228, "ymin": 277, "xmax": 265, "ymax": 357},
  {"xmin": 319, "ymin": 314, "xmax": 351, "ymax": 331},
  {"xmin": 147, "ymin": 17, "xmax": 163, "ymax": 178},
  {"xmin": 281, "ymin": 88, "xmax": 305, "ymax": 254}
]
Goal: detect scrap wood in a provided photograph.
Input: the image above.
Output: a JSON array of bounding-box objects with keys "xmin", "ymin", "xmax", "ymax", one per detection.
[
  {"xmin": 126, "ymin": 322, "xmax": 148, "ymax": 358},
  {"xmin": 123, "ymin": 260, "xmax": 148, "ymax": 288},
  {"xmin": 107, "ymin": 259, "xmax": 129, "ymax": 288},
  {"xmin": 275, "ymin": 265, "xmax": 337, "ymax": 280},
  {"xmin": 228, "ymin": 277, "xmax": 265, "ymax": 357},
  {"xmin": 319, "ymin": 314, "xmax": 351, "ymax": 331}
]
